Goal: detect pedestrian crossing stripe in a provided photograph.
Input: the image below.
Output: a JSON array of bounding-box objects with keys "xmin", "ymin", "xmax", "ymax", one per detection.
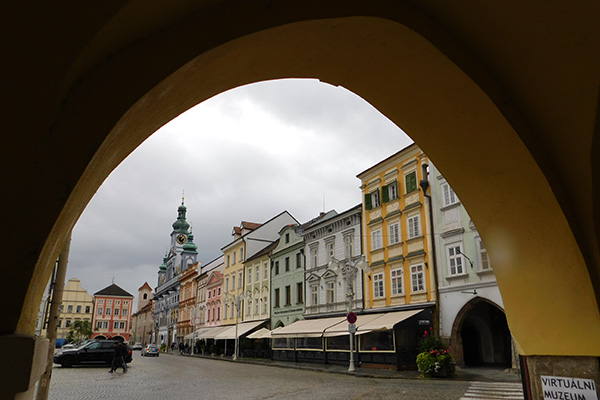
[{"xmin": 460, "ymin": 381, "xmax": 524, "ymax": 400}]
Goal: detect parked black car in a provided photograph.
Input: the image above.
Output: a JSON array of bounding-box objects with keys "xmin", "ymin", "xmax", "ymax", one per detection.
[{"xmin": 53, "ymin": 340, "xmax": 133, "ymax": 368}]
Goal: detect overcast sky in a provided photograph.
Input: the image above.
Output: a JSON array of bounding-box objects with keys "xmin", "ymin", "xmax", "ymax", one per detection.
[{"xmin": 68, "ymin": 79, "xmax": 413, "ymax": 308}]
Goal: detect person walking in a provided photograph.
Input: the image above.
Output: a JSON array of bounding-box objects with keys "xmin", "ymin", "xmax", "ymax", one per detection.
[{"xmin": 109, "ymin": 341, "xmax": 128, "ymax": 373}]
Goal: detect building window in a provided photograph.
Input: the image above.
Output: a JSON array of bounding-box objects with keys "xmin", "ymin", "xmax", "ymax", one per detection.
[
  {"xmin": 76, "ymin": 305, "xmax": 81, "ymax": 313},
  {"xmin": 391, "ymin": 268, "xmax": 403, "ymax": 295},
  {"xmin": 248, "ymin": 268, "xmax": 252, "ymax": 283},
  {"xmin": 389, "ymin": 223, "xmax": 400, "ymax": 245},
  {"xmin": 107, "ymin": 300, "xmax": 112, "ymax": 304},
  {"xmin": 227, "ymin": 255, "xmax": 230, "ymax": 267},
  {"xmin": 370, "ymin": 190, "xmax": 380, "ymax": 208},
  {"xmin": 387, "ymin": 181, "xmax": 398, "ymax": 201},
  {"xmin": 285, "ymin": 233, "xmax": 290, "ymax": 243},
  {"xmin": 106, "ymin": 308, "xmax": 111, "ymax": 315},
  {"xmin": 218, "ymin": 288, "xmax": 221, "ymax": 296},
  {"xmin": 311, "ymin": 285, "xmax": 319, "ymax": 305},
  {"xmin": 296, "ymin": 252, "xmax": 302, "ymax": 268},
  {"xmin": 255, "ymin": 298, "xmax": 259, "ymax": 314},
  {"xmin": 114, "ymin": 308, "xmax": 119, "ymax": 316},
  {"xmin": 274, "ymin": 288, "xmax": 280, "ymax": 308},
  {"xmin": 238, "ymin": 271, "xmax": 243, "ymax": 288},
  {"xmin": 311, "ymin": 247, "xmax": 318, "ymax": 268},
  {"xmin": 225, "ymin": 277, "xmax": 229, "ymax": 292},
  {"xmin": 231, "ymin": 275, "xmax": 235, "ymax": 290},
  {"xmin": 274, "ymin": 261, "xmax": 280, "ymax": 275},
  {"xmin": 285, "ymin": 257, "xmax": 290, "ymax": 272},
  {"xmin": 405, "ymin": 171, "xmax": 417, "ymax": 193},
  {"xmin": 96, "ymin": 321, "xmax": 102, "ymax": 329},
  {"xmin": 102, "ymin": 321, "xmax": 108, "ymax": 329},
  {"xmin": 67, "ymin": 305, "xmax": 73, "ymax": 313},
  {"xmin": 372, "ymin": 229, "xmax": 383, "ymax": 250},
  {"xmin": 373, "ymin": 273, "xmax": 384, "ymax": 298},
  {"xmin": 407, "ymin": 215, "xmax": 421, "ymax": 239},
  {"xmin": 477, "ymin": 238, "xmax": 491, "ymax": 270},
  {"xmin": 85, "ymin": 306, "xmax": 90, "ymax": 313},
  {"xmin": 233, "ymin": 251, "xmax": 237, "ymax": 264},
  {"xmin": 264, "ymin": 263, "xmax": 268, "ymax": 279},
  {"xmin": 224, "ymin": 303, "xmax": 228, "ymax": 318},
  {"xmin": 97, "ymin": 307, "xmax": 103, "ymax": 315},
  {"xmin": 447, "ymin": 244, "xmax": 465, "ymax": 276},
  {"xmin": 65, "ymin": 320, "xmax": 71, "ymax": 328},
  {"xmin": 346, "ymin": 236, "xmax": 358, "ymax": 261},
  {"xmin": 442, "ymin": 182, "xmax": 458, "ymax": 206},
  {"xmin": 285, "ymin": 285, "xmax": 291, "ymax": 306},
  {"xmin": 122, "ymin": 308, "xmax": 127, "ymax": 317},
  {"xmin": 326, "ymin": 281, "xmax": 335, "ymax": 304},
  {"xmin": 247, "ymin": 299, "xmax": 252, "ymax": 315},
  {"xmin": 230, "ymin": 302, "xmax": 234, "ymax": 319},
  {"xmin": 411, "ymin": 264, "xmax": 425, "ymax": 292},
  {"xmin": 114, "ymin": 321, "xmax": 119, "ymax": 329},
  {"xmin": 297, "ymin": 282, "xmax": 303, "ymax": 304},
  {"xmin": 326, "ymin": 242, "xmax": 335, "ymax": 263},
  {"xmin": 240, "ymin": 248, "xmax": 244, "ymax": 261},
  {"xmin": 208, "ymin": 290, "xmax": 211, "ymax": 299},
  {"xmin": 263, "ymin": 297, "xmax": 268, "ymax": 313}
]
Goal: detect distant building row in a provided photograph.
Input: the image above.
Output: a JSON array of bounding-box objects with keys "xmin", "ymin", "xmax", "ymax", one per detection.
[{"xmin": 129, "ymin": 143, "xmax": 513, "ymax": 370}]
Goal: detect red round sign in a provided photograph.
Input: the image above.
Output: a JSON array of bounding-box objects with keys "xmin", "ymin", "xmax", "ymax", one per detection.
[{"xmin": 347, "ymin": 312, "xmax": 357, "ymax": 324}]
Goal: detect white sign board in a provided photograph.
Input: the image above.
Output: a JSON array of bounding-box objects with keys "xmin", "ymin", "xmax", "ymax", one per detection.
[{"xmin": 541, "ymin": 375, "xmax": 598, "ymax": 400}]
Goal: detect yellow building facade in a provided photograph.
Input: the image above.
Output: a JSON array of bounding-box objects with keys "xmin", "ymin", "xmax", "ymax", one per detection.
[
  {"xmin": 222, "ymin": 238, "xmax": 247, "ymax": 325},
  {"xmin": 357, "ymin": 144, "xmax": 436, "ymax": 312},
  {"xmin": 56, "ymin": 278, "xmax": 94, "ymax": 341},
  {"xmin": 244, "ymin": 242, "xmax": 277, "ymax": 323},
  {"xmin": 178, "ymin": 262, "xmax": 199, "ymax": 343}
]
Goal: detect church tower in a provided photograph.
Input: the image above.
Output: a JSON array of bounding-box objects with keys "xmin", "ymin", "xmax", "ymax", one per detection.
[
  {"xmin": 161, "ymin": 198, "xmax": 196, "ymax": 283},
  {"xmin": 153, "ymin": 198, "xmax": 198, "ymax": 348},
  {"xmin": 137, "ymin": 282, "xmax": 153, "ymax": 312}
]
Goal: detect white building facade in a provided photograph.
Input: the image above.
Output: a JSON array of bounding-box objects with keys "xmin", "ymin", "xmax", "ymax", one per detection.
[{"xmin": 428, "ymin": 162, "xmax": 514, "ymax": 367}]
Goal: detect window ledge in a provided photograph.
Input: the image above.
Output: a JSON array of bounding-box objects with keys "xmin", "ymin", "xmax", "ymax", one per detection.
[
  {"xmin": 476, "ymin": 268, "xmax": 495, "ymax": 276},
  {"xmin": 446, "ymin": 273, "xmax": 468, "ymax": 281},
  {"xmin": 406, "ymin": 235, "xmax": 424, "ymax": 244},
  {"xmin": 440, "ymin": 202, "xmax": 461, "ymax": 212}
]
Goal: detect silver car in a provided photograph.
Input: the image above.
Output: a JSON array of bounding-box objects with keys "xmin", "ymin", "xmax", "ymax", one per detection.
[{"xmin": 141, "ymin": 344, "xmax": 159, "ymax": 357}]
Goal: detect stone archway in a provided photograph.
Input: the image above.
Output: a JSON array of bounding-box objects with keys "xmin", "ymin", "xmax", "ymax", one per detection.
[
  {"xmin": 2, "ymin": 2, "xmax": 599, "ymax": 399},
  {"xmin": 451, "ymin": 298, "xmax": 512, "ymax": 367}
]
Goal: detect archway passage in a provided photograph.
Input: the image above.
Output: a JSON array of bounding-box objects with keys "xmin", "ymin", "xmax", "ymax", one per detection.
[
  {"xmin": 459, "ymin": 302, "xmax": 511, "ymax": 367},
  {"xmin": 2, "ymin": 2, "xmax": 600, "ymax": 399}
]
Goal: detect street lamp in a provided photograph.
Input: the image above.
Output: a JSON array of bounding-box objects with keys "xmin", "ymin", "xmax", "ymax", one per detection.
[
  {"xmin": 225, "ymin": 292, "xmax": 247, "ymax": 360},
  {"xmin": 328, "ymin": 255, "xmax": 371, "ymax": 372}
]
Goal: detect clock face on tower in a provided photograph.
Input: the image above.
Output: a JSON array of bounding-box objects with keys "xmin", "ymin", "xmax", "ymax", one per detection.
[{"xmin": 176, "ymin": 234, "xmax": 187, "ymax": 245}]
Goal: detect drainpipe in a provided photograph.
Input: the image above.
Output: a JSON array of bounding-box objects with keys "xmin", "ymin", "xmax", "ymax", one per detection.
[
  {"xmin": 419, "ymin": 179, "xmax": 441, "ymax": 338},
  {"xmin": 36, "ymin": 231, "xmax": 71, "ymax": 400}
]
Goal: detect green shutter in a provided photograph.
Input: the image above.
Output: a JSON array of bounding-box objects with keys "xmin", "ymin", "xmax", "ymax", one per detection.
[
  {"xmin": 365, "ymin": 193, "xmax": 372, "ymax": 210},
  {"xmin": 406, "ymin": 172, "xmax": 417, "ymax": 192},
  {"xmin": 381, "ymin": 184, "xmax": 389, "ymax": 203}
]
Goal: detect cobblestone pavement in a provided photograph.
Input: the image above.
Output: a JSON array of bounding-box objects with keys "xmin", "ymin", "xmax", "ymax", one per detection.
[{"xmin": 47, "ymin": 352, "xmax": 473, "ymax": 400}]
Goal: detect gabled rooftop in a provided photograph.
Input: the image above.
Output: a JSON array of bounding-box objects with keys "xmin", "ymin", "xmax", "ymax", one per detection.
[{"xmin": 94, "ymin": 283, "xmax": 134, "ymax": 298}]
